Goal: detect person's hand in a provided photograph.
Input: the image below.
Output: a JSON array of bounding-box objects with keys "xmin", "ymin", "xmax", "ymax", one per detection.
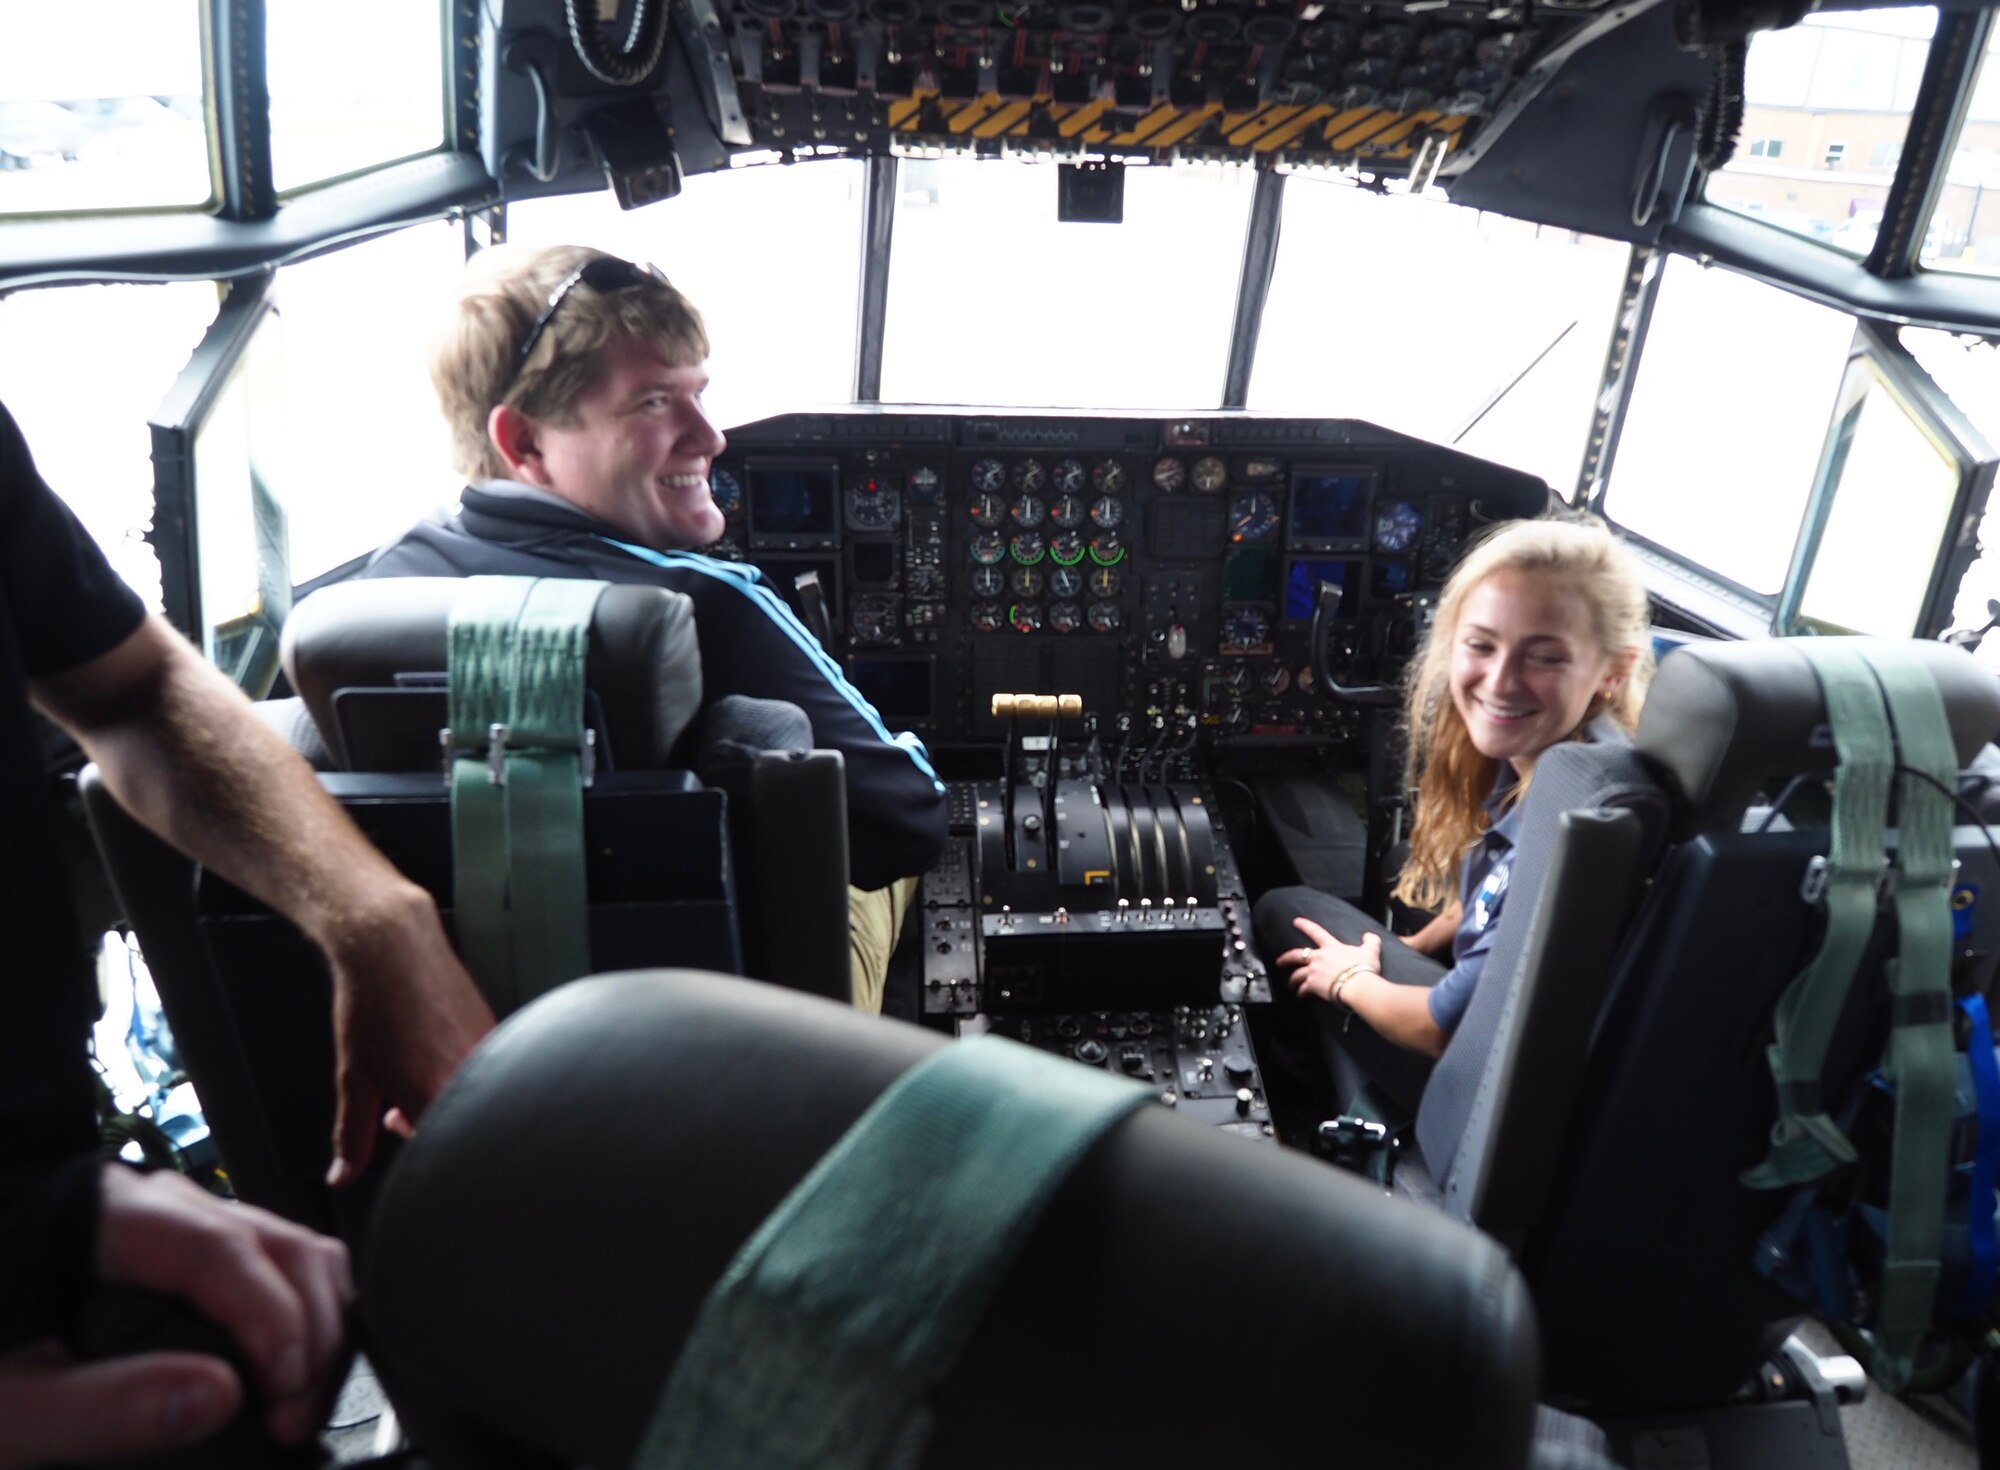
[
  {"xmin": 92, "ymin": 1166, "xmax": 352, "ymax": 1447},
  {"xmin": 1273, "ymin": 916, "xmax": 1383, "ymax": 1005},
  {"xmin": 325, "ymin": 886, "xmax": 496, "ymax": 1187},
  {"xmin": 0, "ymin": 1336, "xmax": 241, "ymax": 1468}
]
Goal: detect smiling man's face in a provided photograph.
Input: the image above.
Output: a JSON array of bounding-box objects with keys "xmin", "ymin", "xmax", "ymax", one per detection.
[{"xmin": 523, "ymin": 333, "xmax": 728, "ymax": 550}]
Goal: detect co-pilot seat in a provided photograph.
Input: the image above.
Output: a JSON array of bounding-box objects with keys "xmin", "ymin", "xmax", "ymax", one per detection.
[
  {"xmin": 282, "ymin": 577, "xmax": 854, "ymax": 1007},
  {"xmin": 361, "ymin": 970, "xmax": 1543, "ymax": 1470},
  {"xmin": 1404, "ymin": 637, "xmax": 2000, "ymax": 1420},
  {"xmin": 81, "ymin": 577, "xmax": 850, "ymax": 1233}
]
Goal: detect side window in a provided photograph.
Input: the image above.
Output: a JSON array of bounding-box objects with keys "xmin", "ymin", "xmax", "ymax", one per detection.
[
  {"xmin": 0, "ymin": 283, "xmax": 222, "ymax": 609},
  {"xmin": 1599, "ymin": 255, "xmax": 1854, "ymax": 598},
  {"xmin": 269, "ymin": 221, "xmax": 468, "ymax": 582},
  {"xmin": 1781, "ymin": 347, "xmax": 1968, "ymax": 637}
]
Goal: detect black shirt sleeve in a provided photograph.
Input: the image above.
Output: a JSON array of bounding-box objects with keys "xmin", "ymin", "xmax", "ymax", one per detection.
[{"xmin": 0, "ymin": 403, "xmax": 147, "ymax": 677}]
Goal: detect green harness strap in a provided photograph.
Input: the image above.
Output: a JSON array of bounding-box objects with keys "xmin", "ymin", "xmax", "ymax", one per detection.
[
  {"xmin": 447, "ymin": 576, "xmax": 608, "ymax": 1017},
  {"xmin": 633, "ymin": 1035, "xmax": 1151, "ymax": 1470},
  {"xmin": 1864, "ymin": 649, "xmax": 1959, "ymax": 1391},
  {"xmin": 1741, "ymin": 641, "xmax": 1891, "ymax": 1189}
]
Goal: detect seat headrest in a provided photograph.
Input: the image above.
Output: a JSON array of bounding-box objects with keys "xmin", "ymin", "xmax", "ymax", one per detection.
[
  {"xmin": 281, "ymin": 578, "xmax": 701, "ymax": 771},
  {"xmin": 1635, "ymin": 637, "xmax": 2000, "ymax": 835}
]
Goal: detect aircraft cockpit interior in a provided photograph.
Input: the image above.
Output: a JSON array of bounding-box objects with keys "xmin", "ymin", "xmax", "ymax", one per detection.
[{"xmin": 10, "ymin": 0, "xmax": 2000, "ymax": 1465}]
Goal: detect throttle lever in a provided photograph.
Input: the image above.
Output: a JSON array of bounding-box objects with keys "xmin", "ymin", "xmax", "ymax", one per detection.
[
  {"xmin": 793, "ymin": 570, "xmax": 834, "ymax": 648},
  {"xmin": 1310, "ymin": 580, "xmax": 1398, "ymax": 708}
]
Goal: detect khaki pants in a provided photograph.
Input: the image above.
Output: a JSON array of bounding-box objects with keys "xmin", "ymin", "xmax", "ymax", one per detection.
[{"xmin": 849, "ymin": 876, "xmax": 919, "ymax": 1013}]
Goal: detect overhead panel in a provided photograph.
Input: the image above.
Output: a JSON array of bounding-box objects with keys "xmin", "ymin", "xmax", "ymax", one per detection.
[{"xmin": 689, "ymin": 0, "xmax": 1587, "ymax": 175}]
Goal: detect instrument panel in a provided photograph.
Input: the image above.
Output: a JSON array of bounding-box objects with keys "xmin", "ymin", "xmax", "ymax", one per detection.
[{"xmin": 704, "ymin": 410, "xmax": 1549, "ymax": 753}]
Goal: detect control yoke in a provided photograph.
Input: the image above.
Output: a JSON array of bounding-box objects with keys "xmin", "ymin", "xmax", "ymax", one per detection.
[{"xmin": 1310, "ymin": 580, "xmax": 1398, "ymax": 708}]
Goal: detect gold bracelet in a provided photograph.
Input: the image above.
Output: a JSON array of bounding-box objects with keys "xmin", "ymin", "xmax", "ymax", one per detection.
[{"xmin": 1328, "ymin": 964, "xmax": 1377, "ymax": 1009}]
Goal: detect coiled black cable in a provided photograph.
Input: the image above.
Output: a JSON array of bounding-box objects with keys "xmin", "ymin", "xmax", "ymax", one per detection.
[
  {"xmin": 1698, "ymin": 40, "xmax": 1747, "ymax": 172},
  {"xmin": 566, "ymin": 0, "xmax": 671, "ymax": 86}
]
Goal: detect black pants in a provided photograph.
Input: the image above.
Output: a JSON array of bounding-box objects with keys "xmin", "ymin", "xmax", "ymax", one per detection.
[{"xmin": 1252, "ymin": 886, "xmax": 1447, "ymax": 1117}]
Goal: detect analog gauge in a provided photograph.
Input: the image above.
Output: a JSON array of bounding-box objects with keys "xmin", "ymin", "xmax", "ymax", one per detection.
[
  {"xmin": 1229, "ymin": 491, "xmax": 1280, "ymax": 544},
  {"xmin": 969, "ymin": 457, "xmax": 1006, "ymax": 494},
  {"xmin": 1191, "ymin": 455, "xmax": 1229, "ymax": 494},
  {"xmin": 850, "ymin": 596, "xmax": 897, "ymax": 644},
  {"xmin": 1088, "ymin": 601, "xmax": 1124, "ymax": 635},
  {"xmin": 1152, "ymin": 456, "xmax": 1187, "ymax": 493},
  {"xmin": 1049, "ymin": 601, "xmax": 1084, "ymax": 635},
  {"xmin": 969, "ymin": 601, "xmax": 1005, "ymax": 634},
  {"xmin": 1049, "ymin": 531, "xmax": 1086, "ymax": 566},
  {"xmin": 970, "ymin": 564, "xmax": 1006, "ymax": 599},
  {"xmin": 906, "ymin": 464, "xmax": 941, "ymax": 502},
  {"xmin": 1012, "ymin": 458, "xmax": 1047, "ymax": 493},
  {"xmin": 1091, "ymin": 459, "xmax": 1127, "ymax": 494},
  {"xmin": 1224, "ymin": 663, "xmax": 1254, "ymax": 695},
  {"xmin": 1088, "ymin": 533, "xmax": 1126, "ymax": 566},
  {"xmin": 1052, "ymin": 458, "xmax": 1087, "ymax": 496},
  {"xmin": 1374, "ymin": 500, "xmax": 1423, "ymax": 554},
  {"xmin": 844, "ymin": 479, "xmax": 900, "ymax": 532},
  {"xmin": 1050, "ymin": 494, "xmax": 1085, "ymax": 529},
  {"xmin": 1049, "ymin": 565, "xmax": 1085, "ymax": 600},
  {"xmin": 971, "ymin": 492, "xmax": 1006, "ymax": 528},
  {"xmin": 1010, "ymin": 493, "xmax": 1045, "ymax": 528},
  {"xmin": 1088, "ymin": 565, "xmax": 1123, "ymax": 599},
  {"xmin": 970, "ymin": 532, "xmax": 1007, "ymax": 565},
  {"xmin": 1261, "ymin": 664, "xmax": 1292, "ymax": 696},
  {"xmin": 709, "ymin": 468, "xmax": 744, "ymax": 518},
  {"xmin": 1088, "ymin": 495, "xmax": 1124, "ymax": 531},
  {"xmin": 1220, "ymin": 606, "xmax": 1272, "ymax": 651},
  {"xmin": 1010, "ymin": 602, "xmax": 1045, "ymax": 635},
  {"xmin": 1010, "ymin": 531, "xmax": 1046, "ymax": 565},
  {"xmin": 1010, "ymin": 564, "xmax": 1046, "ymax": 599}
]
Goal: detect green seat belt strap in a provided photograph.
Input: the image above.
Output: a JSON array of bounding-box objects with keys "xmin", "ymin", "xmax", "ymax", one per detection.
[
  {"xmin": 633, "ymin": 1035, "xmax": 1150, "ymax": 1470},
  {"xmin": 447, "ymin": 575, "xmax": 609, "ymax": 1017},
  {"xmin": 1860, "ymin": 647, "xmax": 1959, "ymax": 1392},
  {"xmin": 1742, "ymin": 641, "xmax": 1892, "ymax": 1189}
]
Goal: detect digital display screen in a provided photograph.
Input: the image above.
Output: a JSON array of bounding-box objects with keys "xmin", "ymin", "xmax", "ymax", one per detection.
[
  {"xmin": 1221, "ymin": 544, "xmax": 1281, "ymax": 602},
  {"xmin": 1287, "ymin": 468, "xmax": 1374, "ymax": 549},
  {"xmin": 849, "ymin": 539, "xmax": 898, "ymax": 587},
  {"xmin": 748, "ymin": 462, "xmax": 838, "ymax": 539},
  {"xmin": 1371, "ymin": 559, "xmax": 1412, "ymax": 599},
  {"xmin": 1284, "ymin": 559, "xmax": 1361, "ymax": 621},
  {"xmin": 848, "ymin": 657, "xmax": 934, "ymax": 723}
]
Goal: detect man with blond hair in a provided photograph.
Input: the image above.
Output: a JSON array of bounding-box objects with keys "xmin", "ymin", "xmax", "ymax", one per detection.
[{"xmin": 364, "ymin": 245, "xmax": 945, "ymax": 1011}]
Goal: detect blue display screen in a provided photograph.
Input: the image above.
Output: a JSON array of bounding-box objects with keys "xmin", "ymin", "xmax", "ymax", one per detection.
[
  {"xmin": 1285, "ymin": 559, "xmax": 1361, "ymax": 620},
  {"xmin": 749, "ymin": 463, "xmax": 838, "ymax": 536},
  {"xmin": 1287, "ymin": 469, "xmax": 1373, "ymax": 547}
]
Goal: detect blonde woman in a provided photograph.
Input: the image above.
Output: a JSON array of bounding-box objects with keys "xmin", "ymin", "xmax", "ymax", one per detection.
[{"xmin": 1254, "ymin": 516, "xmax": 1653, "ymax": 1113}]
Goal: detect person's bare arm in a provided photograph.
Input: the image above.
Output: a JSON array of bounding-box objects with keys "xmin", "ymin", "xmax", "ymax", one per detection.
[
  {"xmin": 31, "ymin": 616, "xmax": 494, "ymax": 1183},
  {"xmin": 1272, "ymin": 921, "xmax": 1450, "ymax": 1059},
  {"xmin": 1402, "ymin": 901, "xmax": 1461, "ymax": 960}
]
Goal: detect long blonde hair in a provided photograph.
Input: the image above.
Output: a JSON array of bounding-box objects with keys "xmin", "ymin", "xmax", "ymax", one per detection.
[{"xmin": 1393, "ymin": 514, "xmax": 1653, "ymax": 911}]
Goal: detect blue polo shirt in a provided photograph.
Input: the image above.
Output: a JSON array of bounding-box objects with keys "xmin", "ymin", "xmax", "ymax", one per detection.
[{"xmin": 1426, "ymin": 716, "xmax": 1627, "ymax": 1035}]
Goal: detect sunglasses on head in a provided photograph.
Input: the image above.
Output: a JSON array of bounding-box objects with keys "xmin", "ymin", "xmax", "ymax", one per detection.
[{"xmin": 500, "ymin": 255, "xmax": 671, "ymax": 402}]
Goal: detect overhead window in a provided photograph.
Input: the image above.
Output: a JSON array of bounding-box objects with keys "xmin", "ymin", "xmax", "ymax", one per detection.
[
  {"xmin": 1920, "ymin": 25, "xmax": 2000, "ymax": 276},
  {"xmin": 0, "ymin": 0, "xmax": 208, "ymax": 216},
  {"xmin": 1599, "ymin": 255, "xmax": 1853, "ymax": 597},
  {"xmin": 266, "ymin": 0, "xmax": 448, "ymax": 194},
  {"xmin": 1705, "ymin": 8, "xmax": 1935, "ymax": 256},
  {"xmin": 507, "ymin": 160, "xmax": 867, "ymax": 431},
  {"xmin": 879, "ymin": 158, "xmax": 1254, "ymax": 411},
  {"xmin": 1250, "ymin": 177, "xmax": 1627, "ymax": 496}
]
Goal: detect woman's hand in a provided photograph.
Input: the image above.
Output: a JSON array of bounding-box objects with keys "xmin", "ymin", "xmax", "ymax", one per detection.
[{"xmin": 1273, "ymin": 916, "xmax": 1383, "ymax": 1004}]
